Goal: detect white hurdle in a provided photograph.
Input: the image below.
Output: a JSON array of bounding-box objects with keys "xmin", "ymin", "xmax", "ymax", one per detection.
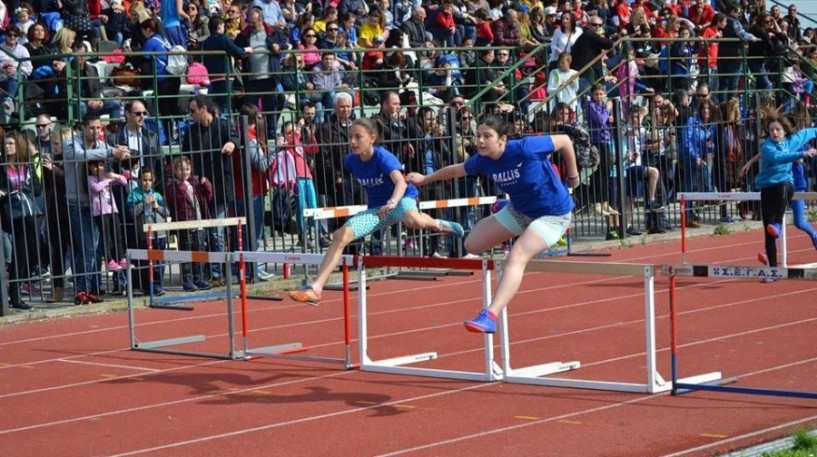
[
  {"xmin": 236, "ymin": 251, "xmax": 356, "ymax": 368},
  {"xmin": 500, "ymin": 260, "xmax": 723, "ymax": 393},
  {"xmin": 677, "ymin": 192, "xmax": 817, "ymax": 267},
  {"xmin": 357, "ymin": 256, "xmax": 504, "ymax": 381}
]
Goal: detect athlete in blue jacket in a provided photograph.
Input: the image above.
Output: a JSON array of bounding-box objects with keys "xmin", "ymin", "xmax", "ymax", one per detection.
[{"xmin": 754, "ymin": 116, "xmax": 817, "ymax": 276}]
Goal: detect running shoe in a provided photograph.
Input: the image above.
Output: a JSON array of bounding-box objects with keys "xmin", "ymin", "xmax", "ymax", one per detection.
[
  {"xmin": 194, "ymin": 280, "xmax": 213, "ymax": 290},
  {"xmin": 440, "ymin": 220, "xmax": 465, "ymax": 237},
  {"xmin": 289, "ymin": 286, "xmax": 321, "ymax": 306},
  {"xmin": 811, "ymin": 232, "xmax": 817, "ymax": 251},
  {"xmin": 757, "ymin": 251, "xmax": 769, "ymax": 266},
  {"xmin": 766, "ymin": 223, "xmax": 781, "ymax": 238},
  {"xmin": 464, "ymin": 309, "xmax": 497, "ymax": 334},
  {"xmin": 761, "ymin": 277, "xmax": 779, "ymax": 284}
]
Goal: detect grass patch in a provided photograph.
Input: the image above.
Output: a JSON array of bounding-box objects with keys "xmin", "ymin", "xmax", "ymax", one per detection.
[
  {"xmin": 713, "ymin": 224, "xmax": 731, "ymax": 235},
  {"xmin": 807, "ymin": 208, "xmax": 817, "ymax": 223},
  {"xmin": 763, "ymin": 429, "xmax": 817, "ymax": 456}
]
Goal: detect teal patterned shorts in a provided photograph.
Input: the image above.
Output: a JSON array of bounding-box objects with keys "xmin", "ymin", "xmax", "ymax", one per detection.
[{"xmin": 344, "ymin": 197, "xmax": 419, "ymax": 239}]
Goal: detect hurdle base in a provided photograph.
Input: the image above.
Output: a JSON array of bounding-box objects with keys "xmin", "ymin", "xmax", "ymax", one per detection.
[
  {"xmin": 671, "ymin": 378, "xmax": 817, "ymax": 399},
  {"xmin": 389, "ymin": 273, "xmax": 440, "ymax": 281},
  {"xmin": 360, "ymin": 352, "xmax": 503, "ymax": 382},
  {"xmin": 243, "ymin": 342, "xmax": 305, "ymax": 357},
  {"xmin": 324, "ymin": 282, "xmax": 368, "ymax": 291},
  {"xmin": 134, "ymin": 334, "xmax": 206, "ymax": 350},
  {"xmin": 505, "ymin": 360, "xmax": 581, "ymax": 378},
  {"xmin": 148, "ymin": 303, "xmax": 195, "ymax": 311}
]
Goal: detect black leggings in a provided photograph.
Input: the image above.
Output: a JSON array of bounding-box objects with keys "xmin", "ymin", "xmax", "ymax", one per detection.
[{"xmin": 760, "ymin": 182, "xmax": 794, "ymax": 267}]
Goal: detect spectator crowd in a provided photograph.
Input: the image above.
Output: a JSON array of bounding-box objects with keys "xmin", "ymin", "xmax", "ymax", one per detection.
[{"xmin": 1, "ymin": 0, "xmax": 816, "ymax": 310}]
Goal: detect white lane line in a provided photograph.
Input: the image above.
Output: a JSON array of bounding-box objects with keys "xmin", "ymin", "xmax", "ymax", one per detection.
[{"xmin": 56, "ymin": 359, "xmax": 160, "ymax": 372}]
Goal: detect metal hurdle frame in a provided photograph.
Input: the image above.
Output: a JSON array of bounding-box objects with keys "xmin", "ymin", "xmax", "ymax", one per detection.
[
  {"xmin": 234, "ymin": 251, "xmax": 356, "ymax": 369},
  {"xmin": 501, "ymin": 260, "xmax": 723, "ymax": 393},
  {"xmin": 126, "ymin": 217, "xmax": 246, "ymax": 359},
  {"xmin": 677, "ymin": 192, "xmax": 817, "ymax": 267},
  {"xmin": 665, "ymin": 263, "xmax": 817, "ymax": 399},
  {"xmin": 127, "ymin": 249, "xmax": 240, "ymax": 359},
  {"xmin": 357, "ymin": 255, "xmax": 505, "ymax": 382}
]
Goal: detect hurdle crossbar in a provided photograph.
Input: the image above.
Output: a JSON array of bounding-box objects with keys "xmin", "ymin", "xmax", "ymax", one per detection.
[
  {"xmin": 677, "ymin": 192, "xmax": 817, "ymax": 267},
  {"xmin": 236, "ymin": 251, "xmax": 356, "ymax": 368},
  {"xmin": 358, "ymin": 255, "xmax": 504, "ymax": 382},
  {"xmin": 127, "ymin": 249, "xmax": 241, "ymax": 360},
  {"xmin": 500, "ymin": 260, "xmax": 723, "ymax": 393},
  {"xmin": 665, "ymin": 262, "xmax": 817, "ymax": 399}
]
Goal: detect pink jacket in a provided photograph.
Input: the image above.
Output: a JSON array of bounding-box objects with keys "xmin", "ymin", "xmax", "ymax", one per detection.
[{"xmin": 88, "ymin": 175, "xmax": 127, "ymax": 217}]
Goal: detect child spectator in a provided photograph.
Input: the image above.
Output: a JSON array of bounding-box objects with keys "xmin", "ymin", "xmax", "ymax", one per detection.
[
  {"xmin": 14, "ymin": 4, "xmax": 36, "ymax": 38},
  {"xmin": 127, "ymin": 167, "xmax": 169, "ymax": 296},
  {"xmin": 164, "ymin": 156, "xmax": 214, "ymax": 292},
  {"xmin": 87, "ymin": 159, "xmax": 128, "ymax": 272},
  {"xmin": 277, "ymin": 121, "xmax": 319, "ymax": 247}
]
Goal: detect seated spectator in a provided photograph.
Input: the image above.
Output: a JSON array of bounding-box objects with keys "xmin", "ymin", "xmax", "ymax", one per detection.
[
  {"xmin": 66, "ymin": 41, "xmax": 123, "ymax": 119},
  {"xmin": 299, "ymin": 27, "xmax": 322, "ymax": 69},
  {"xmin": 185, "ymin": 2, "xmax": 210, "ymax": 51},
  {"xmin": 103, "ymin": 0, "xmax": 130, "ymax": 47},
  {"xmin": 24, "ymin": 22, "xmax": 52, "ymax": 73},
  {"xmin": 338, "ymin": 11, "xmax": 359, "ymax": 47},
  {"xmin": 290, "ymin": 10, "xmax": 315, "ymax": 48},
  {"xmin": 312, "ymin": 52, "xmax": 349, "ymax": 118},
  {"xmin": 313, "ymin": 6, "xmax": 338, "ymax": 34},
  {"xmin": 359, "ymin": 9, "xmax": 386, "ymax": 48},
  {"xmin": 0, "ymin": 27, "xmax": 32, "ymax": 110}
]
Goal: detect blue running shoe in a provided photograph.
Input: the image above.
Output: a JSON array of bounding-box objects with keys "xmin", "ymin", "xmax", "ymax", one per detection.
[
  {"xmin": 194, "ymin": 280, "xmax": 213, "ymax": 290},
  {"xmin": 766, "ymin": 223, "xmax": 781, "ymax": 238},
  {"xmin": 811, "ymin": 232, "xmax": 817, "ymax": 251},
  {"xmin": 761, "ymin": 277, "xmax": 779, "ymax": 284},
  {"xmin": 182, "ymin": 281, "xmax": 198, "ymax": 292},
  {"xmin": 464, "ymin": 309, "xmax": 497, "ymax": 334},
  {"xmin": 440, "ymin": 220, "xmax": 465, "ymax": 237}
]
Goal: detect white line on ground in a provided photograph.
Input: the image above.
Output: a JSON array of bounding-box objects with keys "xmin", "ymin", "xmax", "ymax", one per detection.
[{"xmin": 56, "ymin": 358, "xmax": 160, "ymax": 372}]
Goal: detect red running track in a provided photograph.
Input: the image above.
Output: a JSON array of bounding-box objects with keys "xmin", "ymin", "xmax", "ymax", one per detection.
[{"xmin": 2, "ymin": 227, "xmax": 817, "ymax": 457}]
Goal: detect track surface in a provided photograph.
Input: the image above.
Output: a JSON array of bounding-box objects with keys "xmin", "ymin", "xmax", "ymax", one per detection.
[{"xmin": 2, "ymin": 228, "xmax": 817, "ymax": 457}]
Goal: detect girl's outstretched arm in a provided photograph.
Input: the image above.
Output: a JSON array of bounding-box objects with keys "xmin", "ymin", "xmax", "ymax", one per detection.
[{"xmin": 406, "ymin": 163, "xmax": 467, "ymax": 186}]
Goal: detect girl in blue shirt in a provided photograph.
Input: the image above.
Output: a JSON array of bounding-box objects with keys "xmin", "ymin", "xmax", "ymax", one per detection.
[
  {"xmin": 407, "ymin": 116, "xmax": 580, "ymax": 333},
  {"xmin": 754, "ymin": 114, "xmax": 817, "ymax": 277},
  {"xmin": 289, "ymin": 118, "xmax": 464, "ymax": 305}
]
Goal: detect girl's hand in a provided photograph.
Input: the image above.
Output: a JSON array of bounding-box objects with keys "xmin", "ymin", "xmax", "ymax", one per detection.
[
  {"xmin": 378, "ymin": 200, "xmax": 397, "ymax": 219},
  {"xmin": 405, "ymin": 172, "xmax": 426, "ymax": 185}
]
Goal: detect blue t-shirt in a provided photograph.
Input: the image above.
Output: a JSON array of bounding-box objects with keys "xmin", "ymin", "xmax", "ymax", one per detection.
[
  {"xmin": 464, "ymin": 136, "xmax": 572, "ymax": 218},
  {"xmin": 344, "ymin": 146, "xmax": 418, "ymax": 208}
]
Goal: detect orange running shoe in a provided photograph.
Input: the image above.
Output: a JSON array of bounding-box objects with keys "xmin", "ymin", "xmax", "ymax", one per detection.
[{"xmin": 289, "ymin": 287, "xmax": 321, "ymax": 306}]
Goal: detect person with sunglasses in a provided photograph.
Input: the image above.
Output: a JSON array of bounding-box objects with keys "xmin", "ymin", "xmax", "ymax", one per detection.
[{"xmin": 105, "ymin": 100, "xmax": 163, "ymax": 294}]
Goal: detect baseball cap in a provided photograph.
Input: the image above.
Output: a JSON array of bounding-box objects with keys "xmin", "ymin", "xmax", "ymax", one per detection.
[{"xmin": 544, "ymin": 6, "xmax": 557, "ymax": 15}]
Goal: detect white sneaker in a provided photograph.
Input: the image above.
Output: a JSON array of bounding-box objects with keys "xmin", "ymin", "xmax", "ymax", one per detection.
[
  {"xmin": 462, "ymin": 253, "xmax": 481, "ymax": 259},
  {"xmin": 431, "ymin": 252, "xmax": 448, "ymax": 259},
  {"xmin": 258, "ymin": 269, "xmax": 275, "ymax": 280}
]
